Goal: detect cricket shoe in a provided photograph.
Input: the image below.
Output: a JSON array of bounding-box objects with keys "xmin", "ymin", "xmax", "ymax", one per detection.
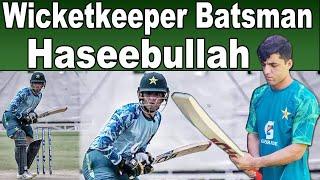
[
  {"xmin": 28, "ymin": 171, "xmax": 37, "ymax": 178},
  {"xmin": 16, "ymin": 171, "xmax": 35, "ymax": 179}
]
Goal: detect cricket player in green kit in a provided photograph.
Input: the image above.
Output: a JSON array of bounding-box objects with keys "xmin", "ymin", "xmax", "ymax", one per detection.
[{"xmin": 231, "ymin": 35, "xmax": 319, "ymax": 180}]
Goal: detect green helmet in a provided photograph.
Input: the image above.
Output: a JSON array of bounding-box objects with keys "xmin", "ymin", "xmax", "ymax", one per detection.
[
  {"xmin": 138, "ymin": 72, "xmax": 169, "ymax": 93},
  {"xmin": 30, "ymin": 72, "xmax": 46, "ymax": 84}
]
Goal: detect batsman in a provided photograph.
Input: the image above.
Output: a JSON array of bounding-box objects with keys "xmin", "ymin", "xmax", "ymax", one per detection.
[
  {"xmin": 82, "ymin": 72, "xmax": 170, "ymax": 180},
  {"xmin": 2, "ymin": 72, "xmax": 46, "ymax": 179}
]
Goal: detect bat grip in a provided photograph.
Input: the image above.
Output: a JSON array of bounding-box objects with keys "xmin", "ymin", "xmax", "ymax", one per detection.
[
  {"xmin": 254, "ymin": 170, "xmax": 262, "ymax": 180},
  {"xmin": 37, "ymin": 112, "xmax": 49, "ymax": 119}
]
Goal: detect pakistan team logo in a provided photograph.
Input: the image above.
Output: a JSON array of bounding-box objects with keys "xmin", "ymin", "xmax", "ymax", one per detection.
[
  {"xmin": 149, "ymin": 76, "xmax": 158, "ymax": 85},
  {"xmin": 281, "ymin": 107, "xmax": 291, "ymax": 120}
]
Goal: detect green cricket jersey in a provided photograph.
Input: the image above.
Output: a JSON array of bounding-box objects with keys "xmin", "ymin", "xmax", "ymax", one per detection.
[{"xmin": 246, "ymin": 80, "xmax": 319, "ymax": 180}]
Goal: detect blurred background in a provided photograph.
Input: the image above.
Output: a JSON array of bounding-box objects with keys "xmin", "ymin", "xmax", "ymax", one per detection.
[{"xmin": 0, "ymin": 71, "xmax": 319, "ymax": 179}]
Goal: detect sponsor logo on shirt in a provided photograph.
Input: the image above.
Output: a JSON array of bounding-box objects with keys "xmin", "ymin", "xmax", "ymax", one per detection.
[
  {"xmin": 261, "ymin": 121, "xmax": 278, "ymax": 146},
  {"xmin": 265, "ymin": 121, "xmax": 274, "ymax": 140}
]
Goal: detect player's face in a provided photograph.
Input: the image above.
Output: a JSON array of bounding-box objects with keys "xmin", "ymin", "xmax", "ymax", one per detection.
[
  {"xmin": 140, "ymin": 92, "xmax": 165, "ymax": 112},
  {"xmin": 31, "ymin": 83, "xmax": 44, "ymax": 94},
  {"xmin": 261, "ymin": 53, "xmax": 292, "ymax": 89}
]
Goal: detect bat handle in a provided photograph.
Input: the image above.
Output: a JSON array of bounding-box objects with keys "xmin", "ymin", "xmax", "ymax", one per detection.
[{"xmin": 254, "ymin": 171, "xmax": 262, "ymax": 180}]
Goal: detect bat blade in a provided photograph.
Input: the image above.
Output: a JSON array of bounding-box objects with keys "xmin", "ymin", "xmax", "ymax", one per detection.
[
  {"xmin": 171, "ymin": 92, "xmax": 243, "ymax": 157},
  {"xmin": 38, "ymin": 107, "xmax": 68, "ymax": 119},
  {"xmin": 153, "ymin": 141, "xmax": 211, "ymax": 164},
  {"xmin": 172, "ymin": 92, "xmax": 262, "ymax": 180}
]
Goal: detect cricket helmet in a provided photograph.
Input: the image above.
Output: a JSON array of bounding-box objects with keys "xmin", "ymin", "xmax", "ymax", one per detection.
[
  {"xmin": 30, "ymin": 72, "xmax": 46, "ymax": 85},
  {"xmin": 138, "ymin": 72, "xmax": 169, "ymax": 93},
  {"xmin": 137, "ymin": 72, "xmax": 170, "ymax": 114}
]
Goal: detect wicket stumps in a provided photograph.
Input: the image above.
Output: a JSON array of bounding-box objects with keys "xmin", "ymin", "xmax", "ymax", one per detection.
[{"xmin": 35, "ymin": 127, "xmax": 53, "ymax": 175}]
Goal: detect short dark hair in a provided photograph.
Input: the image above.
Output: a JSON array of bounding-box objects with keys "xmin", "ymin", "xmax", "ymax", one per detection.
[{"xmin": 257, "ymin": 35, "xmax": 292, "ymax": 62}]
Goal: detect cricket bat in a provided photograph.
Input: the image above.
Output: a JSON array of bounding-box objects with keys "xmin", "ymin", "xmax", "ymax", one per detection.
[
  {"xmin": 37, "ymin": 107, "xmax": 68, "ymax": 119},
  {"xmin": 153, "ymin": 141, "xmax": 212, "ymax": 164},
  {"xmin": 172, "ymin": 92, "xmax": 262, "ymax": 180}
]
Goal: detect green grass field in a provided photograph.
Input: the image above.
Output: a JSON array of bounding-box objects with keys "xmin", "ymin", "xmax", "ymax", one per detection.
[{"xmin": 0, "ymin": 131, "xmax": 79, "ymax": 172}]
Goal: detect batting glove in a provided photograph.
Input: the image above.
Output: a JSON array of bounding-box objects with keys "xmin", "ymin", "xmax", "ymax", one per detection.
[
  {"xmin": 134, "ymin": 152, "xmax": 154, "ymax": 174},
  {"xmin": 117, "ymin": 158, "xmax": 143, "ymax": 179},
  {"xmin": 25, "ymin": 112, "xmax": 38, "ymax": 124}
]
